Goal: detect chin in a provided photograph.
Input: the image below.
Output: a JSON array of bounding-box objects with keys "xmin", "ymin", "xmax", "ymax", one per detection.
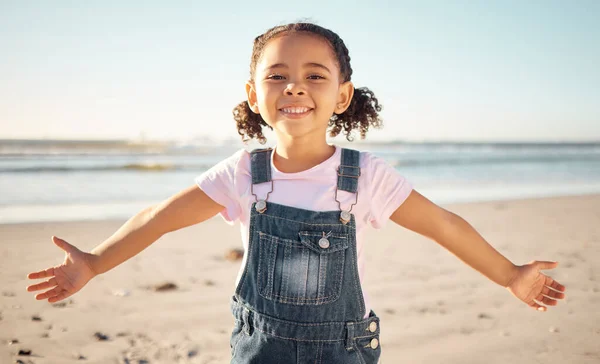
[{"xmin": 274, "ymin": 125, "xmax": 326, "ymax": 140}]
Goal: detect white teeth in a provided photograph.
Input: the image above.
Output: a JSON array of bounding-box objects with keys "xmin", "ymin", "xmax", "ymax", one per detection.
[{"xmin": 281, "ymin": 107, "xmax": 311, "ymax": 114}]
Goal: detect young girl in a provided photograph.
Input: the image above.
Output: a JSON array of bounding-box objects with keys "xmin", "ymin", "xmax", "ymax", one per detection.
[{"xmin": 27, "ymin": 23, "xmax": 566, "ymax": 364}]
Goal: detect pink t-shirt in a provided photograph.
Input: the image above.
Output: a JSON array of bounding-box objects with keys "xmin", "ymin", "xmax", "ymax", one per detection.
[{"xmin": 195, "ymin": 144, "xmax": 413, "ymax": 318}]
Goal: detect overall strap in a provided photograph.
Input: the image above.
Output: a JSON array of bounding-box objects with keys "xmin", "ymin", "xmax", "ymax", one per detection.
[
  {"xmin": 250, "ymin": 148, "xmax": 273, "ymax": 184},
  {"xmin": 337, "ymin": 148, "xmax": 361, "ymax": 193}
]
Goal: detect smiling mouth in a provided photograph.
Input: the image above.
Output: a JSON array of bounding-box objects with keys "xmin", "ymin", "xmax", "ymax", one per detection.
[{"xmin": 278, "ymin": 107, "xmax": 314, "ymax": 118}]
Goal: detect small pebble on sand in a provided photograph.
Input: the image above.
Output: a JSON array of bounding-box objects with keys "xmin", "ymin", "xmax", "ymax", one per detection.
[
  {"xmin": 152, "ymin": 282, "xmax": 178, "ymax": 292},
  {"xmin": 113, "ymin": 289, "xmax": 131, "ymax": 297},
  {"xmin": 94, "ymin": 332, "xmax": 110, "ymax": 341},
  {"xmin": 17, "ymin": 349, "xmax": 32, "ymax": 356},
  {"xmin": 225, "ymin": 248, "xmax": 244, "ymax": 261}
]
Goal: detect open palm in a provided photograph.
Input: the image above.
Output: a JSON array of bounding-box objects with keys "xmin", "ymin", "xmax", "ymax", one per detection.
[
  {"xmin": 506, "ymin": 260, "xmax": 566, "ymax": 312},
  {"xmin": 27, "ymin": 236, "xmax": 97, "ymax": 303}
]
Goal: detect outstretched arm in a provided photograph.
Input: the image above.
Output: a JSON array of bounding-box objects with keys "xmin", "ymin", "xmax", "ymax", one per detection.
[
  {"xmin": 389, "ymin": 190, "xmax": 566, "ymax": 312},
  {"xmin": 27, "ymin": 184, "xmax": 224, "ymax": 302},
  {"xmin": 88, "ymin": 184, "xmax": 224, "ymax": 274}
]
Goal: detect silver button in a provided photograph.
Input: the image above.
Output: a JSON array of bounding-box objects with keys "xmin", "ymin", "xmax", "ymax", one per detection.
[
  {"xmin": 255, "ymin": 200, "xmax": 267, "ymax": 213},
  {"xmin": 370, "ymin": 338, "xmax": 379, "ymax": 349},
  {"xmin": 318, "ymin": 238, "xmax": 330, "ymax": 249},
  {"xmin": 368, "ymin": 321, "xmax": 377, "ymax": 333},
  {"xmin": 340, "ymin": 211, "xmax": 351, "ymax": 224}
]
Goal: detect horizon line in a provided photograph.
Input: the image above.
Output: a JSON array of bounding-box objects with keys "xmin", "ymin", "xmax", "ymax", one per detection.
[{"xmin": 1, "ymin": 137, "xmax": 599, "ymax": 145}]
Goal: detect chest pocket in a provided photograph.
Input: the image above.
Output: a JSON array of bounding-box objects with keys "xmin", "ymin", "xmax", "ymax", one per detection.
[{"xmin": 257, "ymin": 230, "xmax": 349, "ymax": 305}]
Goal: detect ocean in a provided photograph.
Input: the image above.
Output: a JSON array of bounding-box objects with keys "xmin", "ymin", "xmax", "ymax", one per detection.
[{"xmin": 1, "ymin": 138, "xmax": 599, "ymax": 224}]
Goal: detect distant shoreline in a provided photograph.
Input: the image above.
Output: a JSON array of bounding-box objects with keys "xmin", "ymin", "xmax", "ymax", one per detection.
[{"xmin": 1, "ymin": 138, "xmax": 599, "ymax": 146}]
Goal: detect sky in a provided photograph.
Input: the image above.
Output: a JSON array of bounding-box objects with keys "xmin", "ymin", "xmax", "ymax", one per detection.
[{"xmin": 1, "ymin": 0, "xmax": 599, "ymax": 142}]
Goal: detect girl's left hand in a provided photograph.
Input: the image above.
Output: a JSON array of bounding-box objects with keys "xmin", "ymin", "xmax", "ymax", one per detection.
[{"xmin": 505, "ymin": 260, "xmax": 566, "ymax": 312}]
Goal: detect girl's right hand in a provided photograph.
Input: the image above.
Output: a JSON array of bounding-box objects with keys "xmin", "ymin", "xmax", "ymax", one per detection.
[{"xmin": 26, "ymin": 236, "xmax": 97, "ymax": 303}]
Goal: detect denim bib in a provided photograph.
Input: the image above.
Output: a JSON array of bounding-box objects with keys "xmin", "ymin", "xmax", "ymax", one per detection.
[{"xmin": 229, "ymin": 147, "xmax": 381, "ymax": 364}]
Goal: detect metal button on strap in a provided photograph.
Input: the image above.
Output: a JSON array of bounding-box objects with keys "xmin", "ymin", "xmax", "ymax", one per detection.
[
  {"xmin": 255, "ymin": 200, "xmax": 267, "ymax": 213},
  {"xmin": 368, "ymin": 321, "xmax": 377, "ymax": 333},
  {"xmin": 318, "ymin": 238, "xmax": 330, "ymax": 249},
  {"xmin": 340, "ymin": 210, "xmax": 351, "ymax": 224},
  {"xmin": 370, "ymin": 338, "xmax": 379, "ymax": 349}
]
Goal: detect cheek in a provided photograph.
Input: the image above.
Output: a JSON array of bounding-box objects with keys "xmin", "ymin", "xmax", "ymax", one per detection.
[
  {"xmin": 316, "ymin": 89, "xmax": 339, "ymax": 110},
  {"xmin": 254, "ymin": 87, "xmax": 280, "ymax": 122},
  {"xmin": 256, "ymin": 86, "xmax": 278, "ymax": 106}
]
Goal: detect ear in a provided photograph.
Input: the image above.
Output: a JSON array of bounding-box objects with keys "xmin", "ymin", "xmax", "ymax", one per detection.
[
  {"xmin": 245, "ymin": 81, "xmax": 260, "ymax": 114},
  {"xmin": 334, "ymin": 81, "xmax": 354, "ymax": 114}
]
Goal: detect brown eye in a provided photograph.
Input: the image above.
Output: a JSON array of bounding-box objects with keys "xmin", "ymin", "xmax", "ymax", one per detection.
[
  {"xmin": 308, "ymin": 75, "xmax": 325, "ymax": 80},
  {"xmin": 267, "ymin": 74, "xmax": 284, "ymax": 80}
]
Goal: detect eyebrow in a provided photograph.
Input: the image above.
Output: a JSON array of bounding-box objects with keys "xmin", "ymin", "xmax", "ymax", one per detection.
[{"xmin": 264, "ymin": 62, "xmax": 332, "ymax": 74}]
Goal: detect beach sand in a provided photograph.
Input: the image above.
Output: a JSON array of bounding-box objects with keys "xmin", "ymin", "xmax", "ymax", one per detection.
[{"xmin": 1, "ymin": 194, "xmax": 599, "ymax": 363}]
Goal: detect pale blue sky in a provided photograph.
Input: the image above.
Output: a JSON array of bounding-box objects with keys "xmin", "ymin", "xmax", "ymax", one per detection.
[{"xmin": 1, "ymin": 0, "xmax": 598, "ymax": 142}]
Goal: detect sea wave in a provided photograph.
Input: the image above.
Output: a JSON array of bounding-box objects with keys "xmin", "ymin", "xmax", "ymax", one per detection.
[
  {"xmin": 0, "ymin": 138, "xmax": 239, "ymax": 156},
  {"xmin": 389, "ymin": 154, "xmax": 600, "ymax": 167},
  {"xmin": 1, "ymin": 153, "xmax": 599, "ymax": 173},
  {"xmin": 0, "ymin": 163, "xmax": 209, "ymax": 173}
]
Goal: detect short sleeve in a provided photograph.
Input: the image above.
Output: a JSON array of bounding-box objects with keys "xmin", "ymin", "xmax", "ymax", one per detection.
[
  {"xmin": 194, "ymin": 149, "xmax": 246, "ymax": 225},
  {"xmin": 363, "ymin": 152, "xmax": 413, "ymax": 229}
]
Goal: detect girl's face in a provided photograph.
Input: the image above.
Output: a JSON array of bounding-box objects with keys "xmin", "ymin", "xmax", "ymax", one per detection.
[{"xmin": 246, "ymin": 33, "xmax": 354, "ymax": 143}]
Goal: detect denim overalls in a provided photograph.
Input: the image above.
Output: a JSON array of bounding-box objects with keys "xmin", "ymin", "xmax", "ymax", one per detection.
[{"xmin": 229, "ymin": 147, "xmax": 381, "ymax": 364}]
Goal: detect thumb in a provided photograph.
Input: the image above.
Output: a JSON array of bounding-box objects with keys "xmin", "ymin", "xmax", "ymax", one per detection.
[
  {"xmin": 536, "ymin": 261, "xmax": 559, "ymax": 270},
  {"xmin": 52, "ymin": 236, "xmax": 75, "ymax": 253}
]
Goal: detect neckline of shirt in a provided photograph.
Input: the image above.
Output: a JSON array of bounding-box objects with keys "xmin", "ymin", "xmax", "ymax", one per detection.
[{"xmin": 270, "ymin": 144, "xmax": 340, "ymax": 177}]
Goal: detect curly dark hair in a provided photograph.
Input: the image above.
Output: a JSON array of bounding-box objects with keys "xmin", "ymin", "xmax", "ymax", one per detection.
[{"xmin": 233, "ymin": 22, "xmax": 383, "ymax": 144}]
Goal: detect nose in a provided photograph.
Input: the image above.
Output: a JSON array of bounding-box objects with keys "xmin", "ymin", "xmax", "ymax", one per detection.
[{"xmin": 284, "ymin": 83, "xmax": 305, "ymax": 96}]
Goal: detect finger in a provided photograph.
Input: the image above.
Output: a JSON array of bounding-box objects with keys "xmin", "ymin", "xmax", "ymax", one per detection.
[
  {"xmin": 48, "ymin": 290, "xmax": 72, "ymax": 303},
  {"xmin": 27, "ymin": 277, "xmax": 58, "ymax": 292},
  {"xmin": 52, "ymin": 236, "xmax": 74, "ymax": 253},
  {"xmin": 546, "ymin": 276, "xmax": 566, "ymax": 292},
  {"xmin": 536, "ymin": 293, "xmax": 558, "ymax": 306},
  {"xmin": 27, "ymin": 267, "xmax": 56, "ymax": 280},
  {"xmin": 541, "ymin": 285, "xmax": 566, "ymax": 299},
  {"xmin": 35, "ymin": 286, "xmax": 64, "ymax": 301},
  {"xmin": 537, "ymin": 261, "xmax": 559, "ymax": 270},
  {"xmin": 527, "ymin": 299, "xmax": 547, "ymax": 312}
]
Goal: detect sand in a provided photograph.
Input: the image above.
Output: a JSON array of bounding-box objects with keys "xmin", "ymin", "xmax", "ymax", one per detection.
[{"xmin": 1, "ymin": 194, "xmax": 599, "ymax": 363}]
